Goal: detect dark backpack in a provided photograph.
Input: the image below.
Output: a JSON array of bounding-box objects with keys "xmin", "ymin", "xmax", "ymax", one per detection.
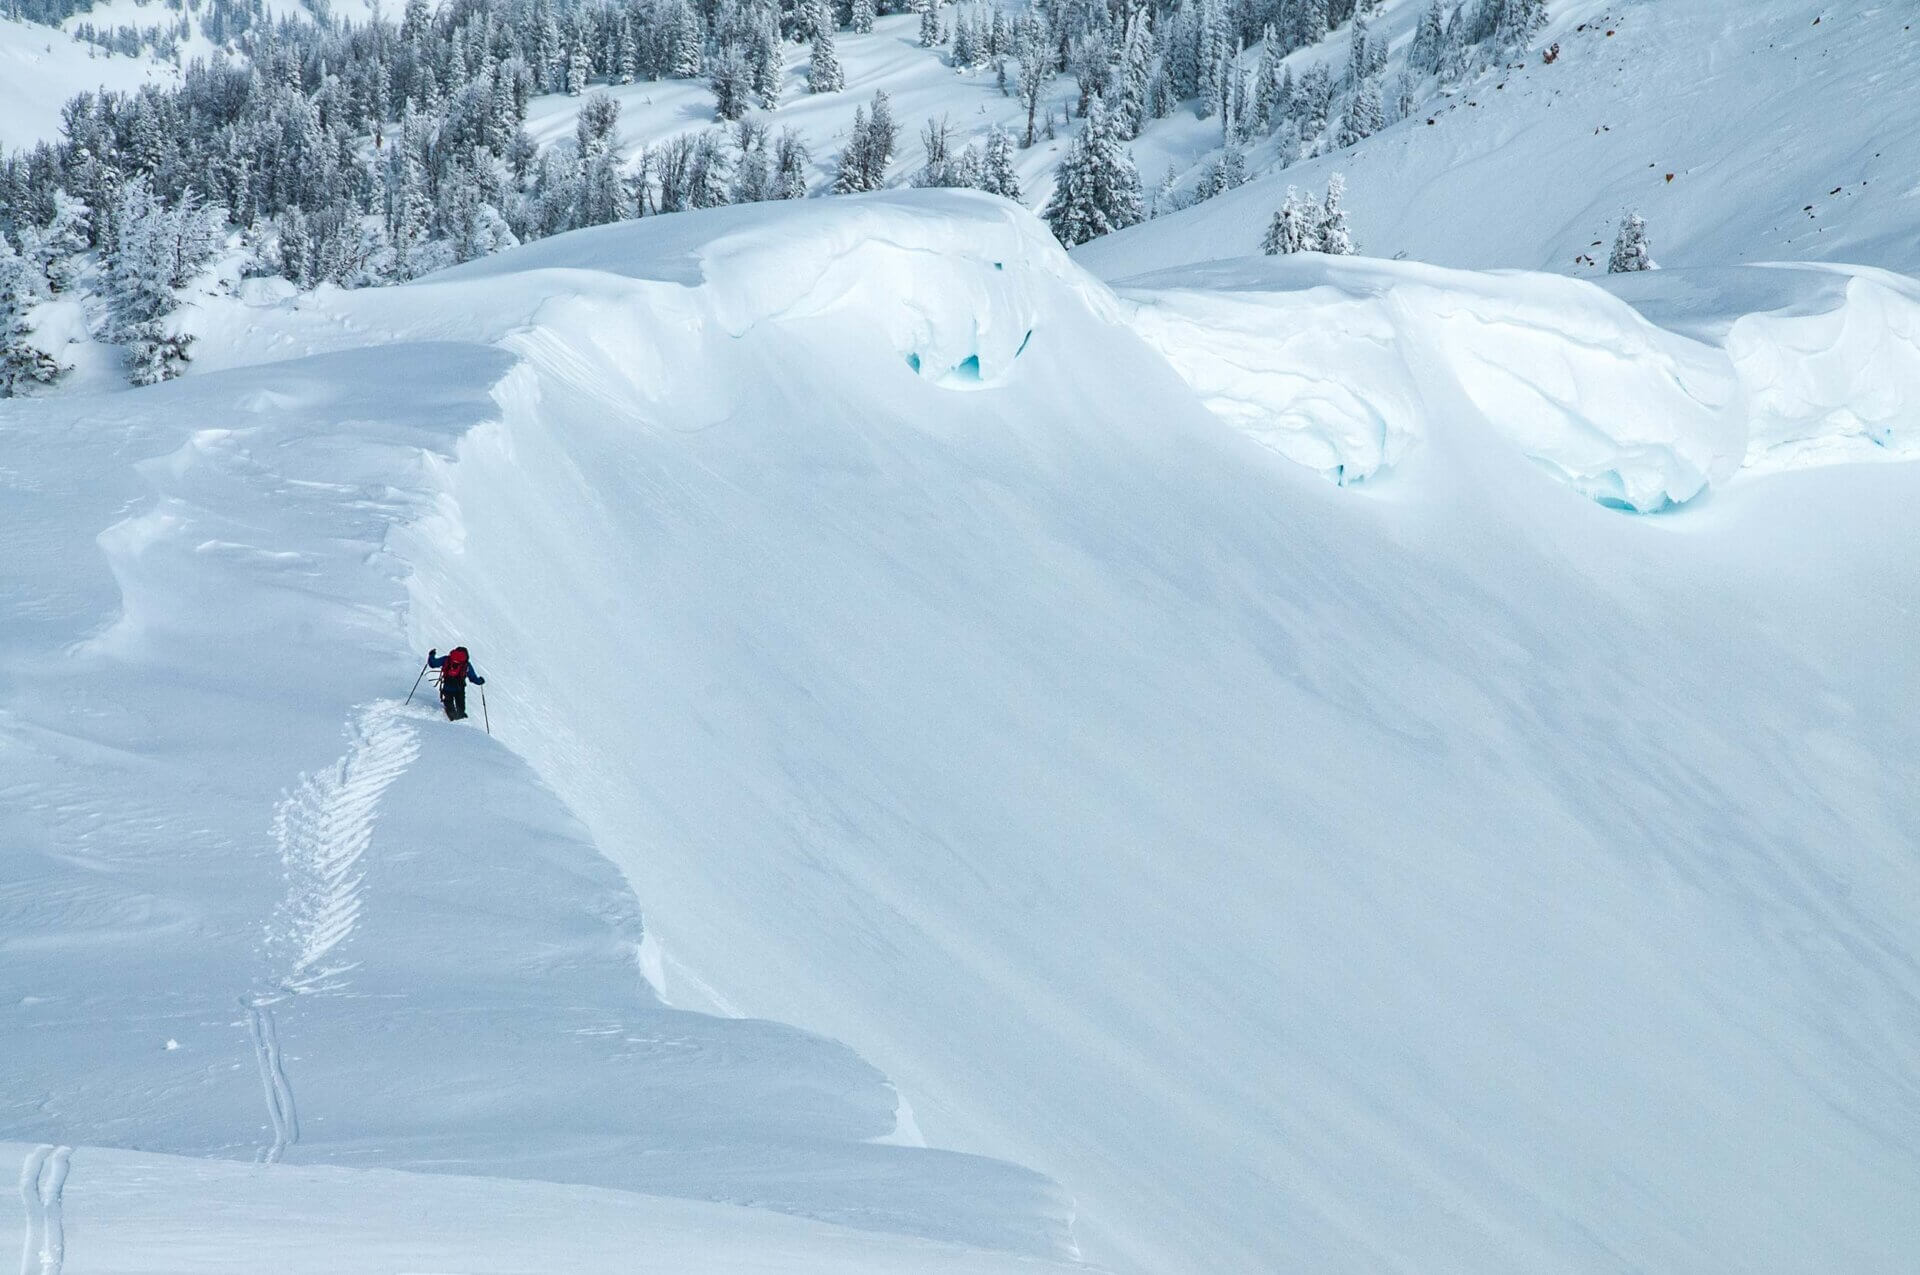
[{"xmin": 442, "ymin": 647, "xmax": 470, "ymax": 680}]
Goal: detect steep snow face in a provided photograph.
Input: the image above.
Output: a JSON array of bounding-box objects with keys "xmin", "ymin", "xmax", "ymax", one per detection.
[
  {"xmin": 395, "ymin": 197, "xmax": 1920, "ymax": 1273},
  {"xmin": 4, "ymin": 194, "xmax": 1919, "ymax": 1275}
]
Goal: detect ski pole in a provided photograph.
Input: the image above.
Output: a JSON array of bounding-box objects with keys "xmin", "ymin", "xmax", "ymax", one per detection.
[
  {"xmin": 480, "ymin": 684, "xmax": 491, "ymax": 735},
  {"xmin": 404, "ymin": 657, "xmax": 431, "ymax": 706}
]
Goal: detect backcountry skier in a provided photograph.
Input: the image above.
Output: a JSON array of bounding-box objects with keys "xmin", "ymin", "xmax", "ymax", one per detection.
[{"xmin": 428, "ymin": 646, "xmax": 486, "ymax": 721}]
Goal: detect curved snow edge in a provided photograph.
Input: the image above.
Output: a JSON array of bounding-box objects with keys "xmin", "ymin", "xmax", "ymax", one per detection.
[{"xmin": 1119, "ymin": 254, "xmax": 1920, "ymax": 509}]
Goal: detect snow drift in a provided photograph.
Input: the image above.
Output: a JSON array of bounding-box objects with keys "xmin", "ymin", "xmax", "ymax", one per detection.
[
  {"xmin": 4, "ymin": 192, "xmax": 1919, "ymax": 1275},
  {"xmin": 1601, "ymin": 261, "xmax": 1920, "ymax": 474},
  {"xmin": 1116, "ymin": 253, "xmax": 1920, "ymax": 510}
]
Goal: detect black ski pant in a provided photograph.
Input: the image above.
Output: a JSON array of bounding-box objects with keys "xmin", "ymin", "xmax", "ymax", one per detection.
[{"xmin": 440, "ymin": 675, "xmax": 468, "ymax": 720}]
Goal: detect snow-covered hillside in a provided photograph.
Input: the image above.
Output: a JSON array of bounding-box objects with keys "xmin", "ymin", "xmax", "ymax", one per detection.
[
  {"xmin": 0, "ymin": 13, "xmax": 180, "ymax": 150},
  {"xmin": 1081, "ymin": 0, "xmax": 1920, "ymax": 277},
  {"xmin": 4, "ymin": 190, "xmax": 1918, "ymax": 1273}
]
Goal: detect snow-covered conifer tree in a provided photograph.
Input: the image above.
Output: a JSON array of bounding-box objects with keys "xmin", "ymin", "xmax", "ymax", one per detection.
[
  {"xmin": 1346, "ymin": 15, "xmax": 1370, "ymax": 87},
  {"xmin": 834, "ymin": 106, "xmax": 871, "ymax": 192},
  {"xmin": 669, "ymin": 0, "xmax": 705, "ymax": 77},
  {"xmin": 1250, "ymin": 28, "xmax": 1284, "ymax": 133},
  {"xmin": 1390, "ymin": 68, "xmax": 1416, "ymax": 121},
  {"xmin": 800, "ymin": 0, "xmax": 834, "ymax": 43},
  {"xmin": 1112, "ymin": 10, "xmax": 1153, "ymax": 139},
  {"xmin": 19, "ymin": 190, "xmax": 91, "ymax": 295},
  {"xmin": 1489, "ymin": 0, "xmax": 1548, "ymax": 52},
  {"xmin": 809, "ymin": 23, "xmax": 845, "ymax": 92},
  {"xmin": 1196, "ymin": 0, "xmax": 1231, "ymax": 118},
  {"xmin": 104, "ymin": 178, "xmax": 220, "ymax": 385},
  {"xmin": 279, "ymin": 206, "xmax": 314, "ymax": 286},
  {"xmin": 1014, "ymin": 17, "xmax": 1052, "ymax": 146},
  {"xmin": 615, "ymin": 13, "xmax": 638, "ymax": 84},
  {"xmin": 918, "ymin": 0, "xmax": 940, "ymax": 48},
  {"xmin": 711, "ymin": 48, "xmax": 754, "ymax": 119},
  {"xmin": 1340, "ymin": 75, "xmax": 1384, "ymax": 145},
  {"xmin": 1261, "ymin": 187, "xmax": 1317, "ymax": 254},
  {"xmin": 1408, "ymin": 1, "xmax": 1446, "ymax": 75},
  {"xmin": 1608, "ymin": 211, "xmax": 1656, "ymax": 273},
  {"xmin": 1318, "ymin": 172, "xmax": 1354, "ymax": 253},
  {"xmin": 654, "ymin": 136, "xmax": 695, "ymax": 211},
  {"xmin": 864, "ymin": 88, "xmax": 897, "ymax": 181},
  {"xmin": 851, "ymin": 0, "xmax": 875, "ymax": 35},
  {"xmin": 1151, "ymin": 162, "xmax": 1181, "ymax": 217},
  {"xmin": 1193, "ymin": 102, "xmax": 1248, "ymax": 199},
  {"xmin": 1294, "ymin": 61, "xmax": 1332, "ymax": 130},
  {"xmin": 1040, "ymin": 93, "xmax": 1143, "ymax": 246},
  {"xmin": 953, "ymin": 10, "xmax": 979, "ymax": 67},
  {"xmin": 772, "ymin": 128, "xmax": 810, "ymax": 198},
  {"xmin": 733, "ymin": 121, "xmax": 772, "ymax": 202},
  {"xmin": 689, "ymin": 132, "xmax": 733, "ymax": 208},
  {"xmin": 752, "ymin": 21, "xmax": 786, "ymax": 107},
  {"xmin": 829, "ymin": 93, "xmax": 897, "ymax": 194},
  {"xmin": 978, "ymin": 125, "xmax": 1021, "ymax": 199},
  {"xmin": 575, "ymin": 91, "xmax": 628, "ymax": 226},
  {"xmin": 915, "ymin": 115, "xmax": 955, "ymax": 186},
  {"xmin": 0, "ymin": 237, "xmax": 64, "ymax": 397},
  {"xmin": 1294, "ymin": 0, "xmax": 1329, "ymax": 48}
]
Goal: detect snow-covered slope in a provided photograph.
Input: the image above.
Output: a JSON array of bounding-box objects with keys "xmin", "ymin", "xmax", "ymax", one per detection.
[
  {"xmin": 1081, "ymin": 0, "xmax": 1920, "ymax": 279},
  {"xmin": 0, "ymin": 14, "xmax": 180, "ymax": 150},
  {"xmin": 521, "ymin": 14, "xmax": 1087, "ymax": 204},
  {"xmin": 4, "ymin": 192, "xmax": 1919, "ymax": 1274},
  {"xmin": 0, "ymin": 1141, "xmax": 1088, "ymax": 1274}
]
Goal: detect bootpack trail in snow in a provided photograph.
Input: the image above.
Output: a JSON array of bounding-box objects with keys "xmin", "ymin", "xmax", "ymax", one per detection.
[
  {"xmin": 244, "ymin": 699, "xmax": 422, "ymax": 1163},
  {"xmin": 267, "ymin": 700, "xmax": 422, "ymax": 996}
]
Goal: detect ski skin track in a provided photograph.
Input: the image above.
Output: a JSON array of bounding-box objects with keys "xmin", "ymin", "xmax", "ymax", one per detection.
[
  {"xmin": 17, "ymin": 1146, "xmax": 70, "ymax": 1275},
  {"xmin": 241, "ymin": 699, "xmax": 419, "ymax": 1164},
  {"xmin": 243, "ymin": 1000, "xmax": 298, "ymax": 1165}
]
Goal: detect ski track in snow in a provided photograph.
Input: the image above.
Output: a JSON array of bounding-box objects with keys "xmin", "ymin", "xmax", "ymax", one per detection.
[
  {"xmin": 243, "ymin": 1000, "xmax": 300, "ymax": 1165},
  {"xmin": 240, "ymin": 699, "xmax": 418, "ymax": 1161},
  {"xmin": 17, "ymin": 1146, "xmax": 71, "ymax": 1275},
  {"xmin": 268, "ymin": 700, "xmax": 420, "ymax": 995}
]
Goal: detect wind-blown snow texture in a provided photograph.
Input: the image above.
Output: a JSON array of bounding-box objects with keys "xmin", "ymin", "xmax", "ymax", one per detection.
[{"xmin": 4, "ymin": 192, "xmax": 1918, "ymax": 1274}]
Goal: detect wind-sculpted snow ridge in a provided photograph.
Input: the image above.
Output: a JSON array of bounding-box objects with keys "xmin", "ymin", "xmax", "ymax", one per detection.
[
  {"xmin": 1115, "ymin": 253, "xmax": 1920, "ymax": 510},
  {"xmin": 0, "ymin": 278, "xmax": 1079, "ymax": 1266},
  {"xmin": 426, "ymin": 191, "xmax": 1109, "ymax": 396},
  {"xmin": 379, "ymin": 198, "xmax": 1920, "ymax": 1275},
  {"xmin": 1600, "ymin": 262, "xmax": 1920, "ymax": 474},
  {"xmin": 6, "ymin": 196, "xmax": 1920, "ymax": 1275}
]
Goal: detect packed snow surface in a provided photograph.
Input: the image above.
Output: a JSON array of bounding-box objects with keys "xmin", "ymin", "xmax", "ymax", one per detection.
[{"xmin": 4, "ymin": 192, "xmax": 1919, "ymax": 1274}]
